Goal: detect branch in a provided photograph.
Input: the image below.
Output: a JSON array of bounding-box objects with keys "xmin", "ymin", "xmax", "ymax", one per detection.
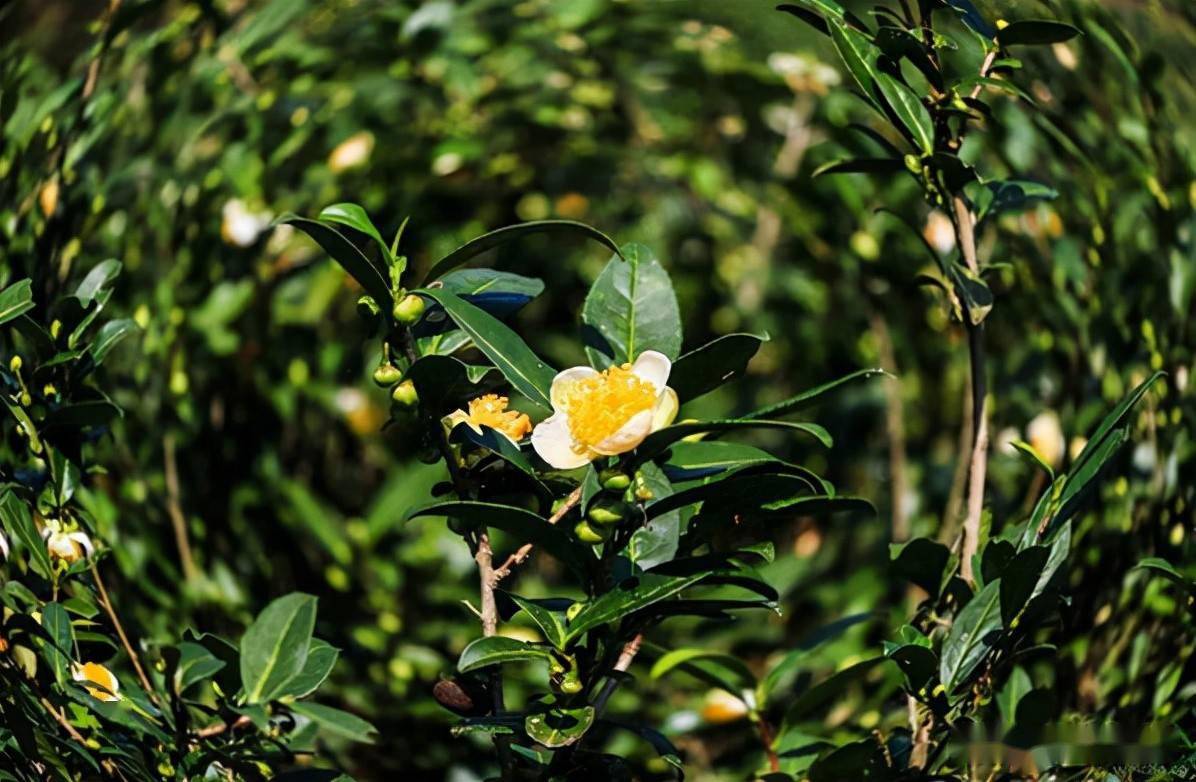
[
  {"xmin": 592, "ymin": 633, "xmax": 644, "ymax": 716},
  {"xmin": 89, "ymin": 562, "xmax": 159, "ymax": 705},
  {"xmin": 163, "ymin": 433, "xmax": 198, "ymax": 583},
  {"xmin": 492, "ymin": 486, "xmax": 583, "ymax": 583}
]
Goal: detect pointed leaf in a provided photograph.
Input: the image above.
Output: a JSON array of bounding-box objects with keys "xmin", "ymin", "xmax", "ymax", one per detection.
[
  {"xmin": 240, "ymin": 592, "xmax": 318, "ymax": 704},
  {"xmin": 422, "ymin": 220, "xmax": 622, "ymax": 284},
  {"xmin": 279, "ymin": 215, "xmax": 393, "ymax": 307},
  {"xmin": 582, "ymin": 243, "xmax": 682, "ymax": 368}
]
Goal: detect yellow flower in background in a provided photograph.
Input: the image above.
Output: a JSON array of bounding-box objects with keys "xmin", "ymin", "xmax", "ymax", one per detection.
[
  {"xmin": 1027, "ymin": 410, "xmax": 1065, "ymax": 467},
  {"xmin": 43, "ymin": 525, "xmax": 94, "ymax": 564},
  {"xmin": 73, "ymin": 662, "xmax": 120, "ymax": 702},
  {"xmin": 700, "ymin": 688, "xmax": 748, "ymax": 724},
  {"xmin": 532, "ymin": 350, "xmax": 678, "ymax": 469},
  {"xmin": 328, "ymin": 131, "xmax": 374, "ymax": 173},
  {"xmin": 447, "ymin": 394, "xmax": 532, "ymax": 445}
]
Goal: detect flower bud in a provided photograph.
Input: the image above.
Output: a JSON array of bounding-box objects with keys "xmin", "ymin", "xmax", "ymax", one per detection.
[
  {"xmin": 587, "ymin": 498, "xmax": 627, "ymax": 526},
  {"xmin": 391, "ymin": 380, "xmax": 419, "ymax": 409},
  {"xmin": 573, "ymin": 520, "xmax": 609, "ymax": 544},
  {"xmin": 633, "ymin": 472, "xmax": 654, "ymax": 502},
  {"xmin": 8, "ymin": 356, "xmax": 21, "ymax": 373},
  {"xmin": 566, "ymin": 601, "xmax": 585, "ymax": 622},
  {"xmin": 393, "ymin": 293, "xmax": 426, "ymax": 325},
  {"xmin": 372, "ymin": 363, "xmax": 403, "ymax": 387},
  {"xmin": 903, "ymin": 154, "xmax": 921, "ymax": 175},
  {"xmin": 557, "ymin": 671, "xmax": 583, "ymax": 695},
  {"xmin": 599, "ymin": 469, "xmax": 631, "ymax": 491}
]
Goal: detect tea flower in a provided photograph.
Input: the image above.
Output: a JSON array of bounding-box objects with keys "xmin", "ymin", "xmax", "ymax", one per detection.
[
  {"xmin": 43, "ymin": 525, "xmax": 94, "ymax": 564},
  {"xmin": 446, "ymin": 394, "xmax": 532, "ymax": 445},
  {"xmin": 532, "ymin": 351, "xmax": 678, "ymax": 469},
  {"xmin": 0, "ymin": 530, "xmax": 8, "ymax": 559},
  {"xmin": 73, "ymin": 662, "xmax": 121, "ymax": 702}
]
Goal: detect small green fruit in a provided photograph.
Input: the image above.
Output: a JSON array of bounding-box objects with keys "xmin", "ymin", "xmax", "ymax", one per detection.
[
  {"xmin": 587, "ymin": 499, "xmax": 627, "ymax": 526},
  {"xmin": 373, "ymin": 363, "xmax": 403, "ymax": 387},
  {"xmin": 633, "ymin": 472, "xmax": 654, "ymax": 502},
  {"xmin": 903, "ymin": 154, "xmax": 921, "ymax": 175},
  {"xmin": 393, "ymin": 293, "xmax": 426, "ymax": 325},
  {"xmin": 573, "ymin": 520, "xmax": 609, "ymax": 544},
  {"xmin": 600, "ymin": 469, "xmax": 631, "ymax": 491},
  {"xmin": 391, "ymin": 379, "xmax": 419, "ymax": 409},
  {"xmin": 566, "ymin": 601, "xmax": 585, "ymax": 622},
  {"xmin": 558, "ymin": 672, "xmax": 583, "ymax": 695}
]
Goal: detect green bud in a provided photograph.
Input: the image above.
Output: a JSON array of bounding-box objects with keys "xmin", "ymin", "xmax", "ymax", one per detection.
[
  {"xmin": 8, "ymin": 356, "xmax": 21, "ymax": 373},
  {"xmin": 903, "ymin": 154, "xmax": 921, "ymax": 175},
  {"xmin": 391, "ymin": 379, "xmax": 419, "ymax": 409},
  {"xmin": 356, "ymin": 295, "xmax": 381, "ymax": 323},
  {"xmin": 373, "ymin": 363, "xmax": 403, "ymax": 387},
  {"xmin": 566, "ymin": 601, "xmax": 585, "ymax": 622},
  {"xmin": 600, "ymin": 469, "xmax": 631, "ymax": 491},
  {"xmin": 573, "ymin": 520, "xmax": 609, "ymax": 544},
  {"xmin": 633, "ymin": 472, "xmax": 654, "ymax": 502},
  {"xmin": 558, "ymin": 671, "xmax": 583, "ymax": 695},
  {"xmin": 587, "ymin": 498, "xmax": 627, "ymax": 526},
  {"xmin": 393, "ymin": 293, "xmax": 426, "ymax": 325}
]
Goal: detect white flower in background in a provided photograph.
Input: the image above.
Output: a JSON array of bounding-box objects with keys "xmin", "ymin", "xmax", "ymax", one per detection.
[
  {"xmin": 0, "ymin": 530, "xmax": 8, "ymax": 559},
  {"xmin": 327, "ymin": 130, "xmax": 374, "ymax": 173},
  {"xmin": 923, "ymin": 210, "xmax": 956, "ymax": 255},
  {"xmin": 446, "ymin": 394, "xmax": 533, "ymax": 445},
  {"xmin": 43, "ymin": 523, "xmax": 94, "ymax": 564},
  {"xmin": 532, "ymin": 351, "xmax": 678, "ymax": 469},
  {"xmin": 220, "ymin": 199, "xmax": 272, "ymax": 248},
  {"xmin": 73, "ymin": 662, "xmax": 121, "ymax": 702},
  {"xmin": 1027, "ymin": 410, "xmax": 1065, "ymax": 467}
]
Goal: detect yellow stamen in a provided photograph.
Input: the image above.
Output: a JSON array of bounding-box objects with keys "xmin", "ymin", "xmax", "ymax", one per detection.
[
  {"xmin": 467, "ymin": 395, "xmax": 532, "ymax": 441},
  {"xmin": 560, "ymin": 364, "xmax": 656, "ymax": 447}
]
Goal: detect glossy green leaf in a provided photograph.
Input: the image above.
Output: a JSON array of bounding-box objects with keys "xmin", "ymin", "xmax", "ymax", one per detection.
[
  {"xmin": 290, "ymin": 701, "xmax": 377, "ymax": 744},
  {"xmin": 812, "ymin": 157, "xmax": 906, "ymax": 177},
  {"xmin": 0, "ymin": 279, "xmax": 35, "ymax": 326},
  {"xmin": 457, "ymin": 636, "xmax": 553, "ymax": 673},
  {"xmin": 828, "ymin": 19, "xmax": 880, "ymax": 110},
  {"xmin": 87, "ymin": 318, "xmax": 138, "ymax": 365},
  {"xmin": 638, "ymin": 419, "xmax": 831, "ymax": 458},
  {"xmin": 415, "ymin": 288, "xmax": 555, "ymax": 411},
  {"xmin": 565, "ymin": 572, "xmax": 707, "ymax": 643},
  {"xmin": 997, "ymin": 20, "xmax": 1081, "ymax": 47},
  {"xmin": 940, "ymin": 580, "xmax": 1002, "ymax": 694},
  {"xmin": 582, "ymin": 243, "xmax": 682, "ymax": 368},
  {"xmin": 318, "ymin": 202, "xmax": 393, "ymax": 268},
  {"xmin": 240, "ymin": 592, "xmax": 318, "ymax": 704},
  {"xmin": 660, "ymin": 440, "xmax": 782, "ymax": 482},
  {"xmin": 174, "ymin": 641, "xmax": 227, "ymax": 694},
  {"xmin": 40, "ymin": 602, "xmax": 72, "ymax": 685},
  {"xmin": 669, "ymin": 333, "xmax": 765, "ymax": 402},
  {"xmin": 783, "ymin": 658, "xmax": 888, "ymax": 725},
  {"xmin": 0, "ymin": 491, "xmax": 51, "ymax": 579},
  {"xmin": 875, "ymin": 73, "xmax": 934, "ymax": 153},
  {"xmin": 279, "ymin": 215, "xmax": 393, "ymax": 307},
  {"xmin": 1071, "ymin": 372, "xmax": 1163, "ymax": 478},
  {"xmin": 275, "ymin": 638, "xmax": 339, "ymax": 700},
  {"xmin": 524, "ymin": 705, "xmax": 595, "ymax": 748},
  {"xmin": 650, "ymin": 648, "xmax": 756, "ymax": 691},
  {"xmin": 422, "ymin": 220, "xmax": 622, "ymax": 284},
  {"xmin": 505, "ymin": 593, "xmax": 567, "ymax": 650},
  {"xmin": 745, "ymin": 368, "xmax": 886, "ymax": 420},
  {"xmin": 1135, "ymin": 557, "xmax": 1193, "ymax": 591},
  {"xmin": 627, "ymin": 462, "xmax": 680, "ymax": 570}
]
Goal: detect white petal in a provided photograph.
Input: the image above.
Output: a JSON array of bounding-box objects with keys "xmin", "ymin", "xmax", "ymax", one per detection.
[
  {"xmin": 550, "ymin": 366, "xmax": 600, "ymax": 410},
  {"xmin": 69, "ymin": 532, "xmax": 95, "ymax": 558},
  {"xmin": 631, "ymin": 350, "xmax": 671, "ymax": 392},
  {"xmin": 652, "ymin": 387, "xmax": 679, "ymax": 432},
  {"xmin": 592, "ymin": 409, "xmax": 654, "ymax": 456},
  {"xmin": 0, "ymin": 532, "xmax": 8, "ymax": 559},
  {"xmin": 531, "ymin": 413, "xmax": 593, "ymax": 469}
]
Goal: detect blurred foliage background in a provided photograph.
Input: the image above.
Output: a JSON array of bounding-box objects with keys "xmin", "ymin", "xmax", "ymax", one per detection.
[{"xmin": 2, "ymin": 0, "xmax": 1194, "ymax": 778}]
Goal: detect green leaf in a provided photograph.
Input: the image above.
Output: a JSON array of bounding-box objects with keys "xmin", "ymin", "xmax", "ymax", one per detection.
[
  {"xmin": 745, "ymin": 368, "xmax": 886, "ymax": 420},
  {"xmin": 449, "ymin": 423, "xmax": 536, "ymax": 478},
  {"xmin": 783, "ymin": 658, "xmax": 888, "ymax": 725},
  {"xmin": 650, "ymin": 648, "xmax": 756, "ymax": 692},
  {"xmin": 939, "ymin": 580, "xmax": 1002, "ymax": 694},
  {"xmin": 0, "ymin": 279, "xmax": 35, "ymax": 326},
  {"xmin": 505, "ymin": 593, "xmax": 567, "ymax": 650},
  {"xmin": 1134, "ymin": 557, "xmax": 1193, "ymax": 591},
  {"xmin": 875, "ymin": 73, "xmax": 934, "ymax": 153},
  {"xmin": 1009, "ymin": 440, "xmax": 1054, "ymax": 479},
  {"xmin": 524, "ymin": 704, "xmax": 595, "ymax": 748},
  {"xmin": 890, "ymin": 538, "xmax": 952, "ymax": 596},
  {"xmin": 996, "ymin": 20, "xmax": 1081, "ymax": 47},
  {"xmin": 975, "ymin": 180, "xmax": 1059, "ymax": 222},
  {"xmin": 999, "ymin": 546, "xmax": 1049, "ymax": 626},
  {"xmin": 414, "ymin": 288, "xmax": 555, "ymax": 411},
  {"xmin": 0, "ymin": 491, "xmax": 52, "ymax": 578},
  {"xmin": 274, "ymin": 639, "xmax": 339, "ymax": 700},
  {"xmin": 812, "ymin": 157, "xmax": 906, "ymax": 177},
  {"xmin": 761, "ymin": 613, "xmax": 873, "ymax": 702},
  {"xmin": 565, "ymin": 572, "xmax": 708, "ymax": 643},
  {"xmin": 808, "ymin": 737, "xmax": 893, "ymax": 782},
  {"xmin": 40, "ymin": 602, "xmax": 72, "ymax": 685},
  {"xmin": 582, "ymin": 243, "xmax": 682, "ymax": 368},
  {"xmin": 647, "ymin": 472, "xmax": 820, "ymax": 520},
  {"xmin": 87, "ymin": 319, "xmax": 138, "ymax": 365},
  {"xmin": 660, "ymin": 440, "xmax": 783, "ymax": 482},
  {"xmin": 318, "ymin": 202, "xmax": 393, "ymax": 268},
  {"xmin": 290, "ymin": 701, "xmax": 377, "ymax": 744},
  {"xmin": 457, "ymin": 636, "xmax": 554, "ymax": 673},
  {"xmin": 402, "ymin": 356, "xmax": 501, "ymax": 416},
  {"xmin": 174, "ymin": 641, "xmax": 227, "ymax": 694},
  {"xmin": 279, "ymin": 215, "xmax": 393, "ymax": 307},
  {"xmin": 947, "ymin": 263, "xmax": 994, "ymax": 325},
  {"xmin": 828, "ymin": 19, "xmax": 880, "ymax": 110},
  {"xmin": 1071, "ymin": 372, "xmax": 1163, "ymax": 479},
  {"xmin": 422, "ymin": 220, "xmax": 622, "ymax": 284},
  {"xmin": 240, "ymin": 592, "xmax": 318, "ymax": 704},
  {"xmin": 627, "ymin": 462, "xmax": 681, "ymax": 570},
  {"xmin": 669, "ymin": 333, "xmax": 766, "ymax": 402},
  {"xmin": 638, "ymin": 419, "xmax": 832, "ymax": 458},
  {"xmin": 405, "ymin": 501, "xmax": 594, "ymax": 578}
]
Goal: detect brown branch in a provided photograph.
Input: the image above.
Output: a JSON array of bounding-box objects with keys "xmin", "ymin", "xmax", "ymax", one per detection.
[
  {"xmin": 952, "ymin": 196, "xmax": 989, "ymax": 587},
  {"xmin": 40, "ymin": 696, "xmax": 87, "ymax": 743},
  {"xmin": 90, "ymin": 562, "xmax": 158, "ymax": 704},
  {"xmin": 492, "ymin": 486, "xmax": 583, "ymax": 583},
  {"xmin": 592, "ymin": 633, "xmax": 644, "ymax": 716},
  {"xmin": 872, "ymin": 314, "xmax": 910, "ymax": 542},
  {"xmin": 163, "ymin": 434, "xmax": 198, "ymax": 583},
  {"xmin": 195, "ymin": 714, "xmax": 252, "ymax": 739}
]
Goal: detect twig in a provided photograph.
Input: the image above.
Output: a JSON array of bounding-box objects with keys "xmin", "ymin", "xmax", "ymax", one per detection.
[
  {"xmin": 754, "ymin": 713, "xmax": 781, "ymax": 773},
  {"xmin": 89, "ymin": 562, "xmax": 158, "ymax": 704},
  {"xmin": 952, "ymin": 195, "xmax": 989, "ymax": 587},
  {"xmin": 871, "ymin": 314, "xmax": 909, "ymax": 542},
  {"xmin": 163, "ymin": 434, "xmax": 198, "ymax": 583},
  {"xmin": 492, "ymin": 486, "xmax": 583, "ymax": 583},
  {"xmin": 592, "ymin": 633, "xmax": 644, "ymax": 716},
  {"xmin": 40, "ymin": 696, "xmax": 88, "ymax": 743},
  {"xmin": 195, "ymin": 715, "xmax": 252, "ymax": 739}
]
